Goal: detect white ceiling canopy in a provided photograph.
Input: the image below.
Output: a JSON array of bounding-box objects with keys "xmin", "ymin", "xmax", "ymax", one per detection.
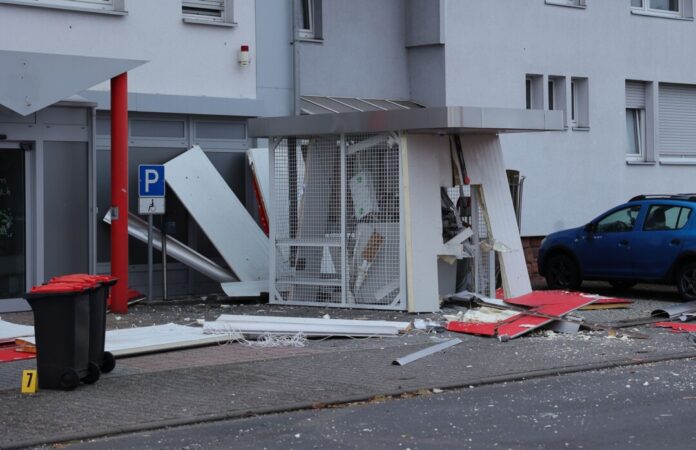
[{"xmin": 0, "ymin": 50, "xmax": 146, "ymax": 116}]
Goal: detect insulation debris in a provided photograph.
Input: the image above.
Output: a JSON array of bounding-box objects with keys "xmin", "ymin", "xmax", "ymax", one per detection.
[{"xmin": 446, "ymin": 290, "xmax": 597, "ymax": 340}]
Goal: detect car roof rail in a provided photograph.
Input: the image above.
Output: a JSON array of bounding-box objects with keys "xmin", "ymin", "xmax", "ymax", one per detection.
[{"xmin": 629, "ymin": 194, "xmax": 696, "ymax": 202}]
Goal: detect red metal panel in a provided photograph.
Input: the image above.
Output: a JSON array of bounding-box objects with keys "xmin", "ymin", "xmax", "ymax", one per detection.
[
  {"xmin": 655, "ymin": 322, "xmax": 696, "ymax": 333},
  {"xmin": 110, "ymin": 73, "xmax": 129, "ymax": 314},
  {"xmin": 445, "ymin": 321, "xmax": 499, "ymax": 336}
]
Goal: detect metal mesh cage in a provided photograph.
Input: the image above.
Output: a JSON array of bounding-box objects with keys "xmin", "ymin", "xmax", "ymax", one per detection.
[
  {"xmin": 345, "ymin": 134, "xmax": 402, "ymax": 307},
  {"xmin": 270, "ymin": 134, "xmax": 404, "ymax": 309},
  {"xmin": 445, "ymin": 185, "xmax": 495, "ymax": 298}
]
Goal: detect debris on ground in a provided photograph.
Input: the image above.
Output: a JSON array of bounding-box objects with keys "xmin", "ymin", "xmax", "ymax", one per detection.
[
  {"xmin": 203, "ymin": 314, "xmax": 410, "ymax": 338},
  {"xmin": 392, "ymin": 338, "xmax": 462, "ymax": 366}
]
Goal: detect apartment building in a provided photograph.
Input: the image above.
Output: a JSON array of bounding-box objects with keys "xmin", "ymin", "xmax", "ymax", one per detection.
[
  {"xmin": 293, "ymin": 0, "xmax": 696, "ymax": 269},
  {"xmin": 3, "ymin": 0, "xmax": 694, "ymax": 311},
  {"xmin": 0, "ymin": 0, "xmax": 288, "ymax": 311}
]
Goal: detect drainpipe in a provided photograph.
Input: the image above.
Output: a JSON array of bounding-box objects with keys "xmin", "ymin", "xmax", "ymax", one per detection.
[
  {"xmin": 110, "ymin": 73, "xmax": 129, "ymax": 314},
  {"xmin": 292, "ymin": 0, "xmax": 300, "ymax": 115}
]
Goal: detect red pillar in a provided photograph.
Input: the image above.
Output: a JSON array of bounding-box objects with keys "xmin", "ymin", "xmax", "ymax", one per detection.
[{"xmin": 110, "ymin": 73, "xmax": 129, "ymax": 313}]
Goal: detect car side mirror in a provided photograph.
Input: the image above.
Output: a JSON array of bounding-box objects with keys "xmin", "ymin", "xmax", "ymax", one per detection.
[{"xmin": 584, "ymin": 222, "xmax": 595, "ymax": 233}]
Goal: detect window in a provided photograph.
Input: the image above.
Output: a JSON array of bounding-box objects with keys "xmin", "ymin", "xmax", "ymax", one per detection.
[
  {"xmin": 0, "ymin": 0, "xmax": 124, "ymax": 13},
  {"xmin": 298, "ymin": 0, "xmax": 322, "ymax": 39},
  {"xmin": 643, "ymin": 205, "xmax": 692, "ymax": 231},
  {"xmin": 626, "ymin": 109, "xmax": 645, "ymax": 158},
  {"xmin": 659, "ymin": 83, "xmax": 696, "ymax": 161},
  {"xmin": 570, "ymin": 77, "xmax": 589, "ymax": 129},
  {"xmin": 596, "ymin": 206, "xmax": 641, "ymax": 233},
  {"xmin": 548, "ymin": 76, "xmax": 568, "ymax": 125},
  {"xmin": 570, "ymin": 80, "xmax": 577, "ymax": 124},
  {"xmin": 626, "ymin": 81, "xmax": 648, "ymax": 160},
  {"xmin": 525, "ymin": 75, "xmax": 543, "ymax": 110},
  {"xmin": 545, "ymin": 0, "xmax": 586, "ymax": 7},
  {"xmin": 632, "ymin": 0, "xmax": 679, "ymax": 12},
  {"xmin": 182, "ymin": 0, "xmax": 234, "ymax": 25},
  {"xmin": 548, "ymin": 80, "xmax": 555, "ymax": 110},
  {"xmin": 631, "ymin": 0, "xmax": 692, "ymax": 18}
]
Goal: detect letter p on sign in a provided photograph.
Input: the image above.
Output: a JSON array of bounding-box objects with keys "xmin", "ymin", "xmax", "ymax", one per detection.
[{"xmin": 138, "ymin": 165, "xmax": 165, "ymax": 197}]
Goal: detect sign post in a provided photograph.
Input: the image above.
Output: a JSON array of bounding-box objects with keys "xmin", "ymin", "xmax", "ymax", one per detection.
[{"xmin": 138, "ymin": 165, "xmax": 165, "ymax": 302}]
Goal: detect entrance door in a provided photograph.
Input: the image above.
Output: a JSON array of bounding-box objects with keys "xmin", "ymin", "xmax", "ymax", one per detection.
[{"xmin": 0, "ymin": 144, "xmax": 27, "ymax": 312}]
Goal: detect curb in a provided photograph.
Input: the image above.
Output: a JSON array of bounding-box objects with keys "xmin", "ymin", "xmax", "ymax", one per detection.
[{"xmin": 5, "ymin": 350, "xmax": 696, "ymax": 449}]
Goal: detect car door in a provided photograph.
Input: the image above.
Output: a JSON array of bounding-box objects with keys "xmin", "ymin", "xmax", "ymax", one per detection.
[
  {"xmin": 575, "ymin": 205, "xmax": 642, "ymax": 278},
  {"xmin": 631, "ymin": 204, "xmax": 692, "ymax": 279}
]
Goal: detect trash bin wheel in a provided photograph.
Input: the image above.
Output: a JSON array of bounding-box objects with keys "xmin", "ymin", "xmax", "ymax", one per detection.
[
  {"xmin": 59, "ymin": 368, "xmax": 80, "ymax": 391},
  {"xmin": 82, "ymin": 362, "xmax": 101, "ymax": 385},
  {"xmin": 100, "ymin": 351, "xmax": 116, "ymax": 373}
]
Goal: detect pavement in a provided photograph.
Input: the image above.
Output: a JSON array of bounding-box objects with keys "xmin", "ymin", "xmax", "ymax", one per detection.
[{"xmin": 1, "ymin": 283, "xmax": 695, "ymax": 449}]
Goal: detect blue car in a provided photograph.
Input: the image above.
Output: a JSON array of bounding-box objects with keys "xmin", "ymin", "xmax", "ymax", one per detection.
[{"xmin": 538, "ymin": 194, "xmax": 696, "ymax": 300}]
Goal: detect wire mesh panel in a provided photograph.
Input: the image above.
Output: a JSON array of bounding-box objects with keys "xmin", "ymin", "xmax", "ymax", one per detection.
[
  {"xmin": 272, "ymin": 136, "xmax": 343, "ymax": 306},
  {"xmin": 344, "ymin": 134, "xmax": 403, "ymax": 309},
  {"xmin": 444, "ymin": 185, "xmax": 495, "ymax": 298},
  {"xmin": 270, "ymin": 133, "xmax": 404, "ymax": 310}
]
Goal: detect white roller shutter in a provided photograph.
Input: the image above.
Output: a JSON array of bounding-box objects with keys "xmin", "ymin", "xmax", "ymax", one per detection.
[
  {"xmin": 626, "ymin": 81, "xmax": 646, "ymax": 109},
  {"xmin": 659, "ymin": 83, "xmax": 696, "ymax": 158}
]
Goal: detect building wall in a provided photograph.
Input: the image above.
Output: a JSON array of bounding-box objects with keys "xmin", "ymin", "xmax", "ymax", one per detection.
[
  {"xmin": 256, "ymin": 0, "xmax": 294, "ymax": 117},
  {"xmin": 443, "ymin": 0, "xmax": 696, "ymax": 236},
  {"xmin": 0, "ymin": 0, "xmax": 257, "ymax": 105},
  {"xmin": 298, "ymin": 0, "xmax": 410, "ymax": 99}
]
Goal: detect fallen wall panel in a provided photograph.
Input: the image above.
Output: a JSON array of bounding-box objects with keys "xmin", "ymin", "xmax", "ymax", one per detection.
[{"xmin": 165, "ymin": 146, "xmax": 269, "ymax": 282}]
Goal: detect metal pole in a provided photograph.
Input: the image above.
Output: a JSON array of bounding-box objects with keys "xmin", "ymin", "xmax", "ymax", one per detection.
[
  {"xmin": 161, "ymin": 217, "xmax": 168, "ymax": 301},
  {"xmin": 147, "ymin": 215, "xmax": 153, "ymax": 302},
  {"xmin": 110, "ymin": 72, "xmax": 129, "ymax": 313}
]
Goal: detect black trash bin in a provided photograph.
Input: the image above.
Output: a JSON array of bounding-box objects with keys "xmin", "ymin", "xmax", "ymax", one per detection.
[
  {"xmin": 50, "ymin": 274, "xmax": 118, "ymax": 374},
  {"xmin": 23, "ymin": 282, "xmax": 100, "ymax": 390}
]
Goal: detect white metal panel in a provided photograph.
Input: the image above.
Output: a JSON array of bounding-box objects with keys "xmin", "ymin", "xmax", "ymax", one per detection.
[
  {"xmin": 0, "ymin": 319, "xmax": 34, "ymax": 342},
  {"xmin": 0, "ymin": 50, "xmax": 145, "ymax": 116},
  {"xmin": 460, "ymin": 134, "xmax": 532, "ymax": 299},
  {"xmin": 165, "ymin": 146, "xmax": 269, "ymax": 282},
  {"xmin": 659, "ymin": 83, "xmax": 696, "ymax": 157},
  {"xmin": 214, "ymin": 314, "xmax": 411, "ymax": 330},
  {"xmin": 626, "ymin": 81, "xmax": 646, "ymax": 109},
  {"xmin": 21, "ymin": 323, "xmax": 231, "ymax": 357},
  {"xmin": 401, "ymin": 133, "xmax": 449, "ymax": 312}
]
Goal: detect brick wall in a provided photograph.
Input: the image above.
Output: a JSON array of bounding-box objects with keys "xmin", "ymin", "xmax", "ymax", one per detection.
[{"xmin": 522, "ymin": 236, "xmax": 546, "ymax": 287}]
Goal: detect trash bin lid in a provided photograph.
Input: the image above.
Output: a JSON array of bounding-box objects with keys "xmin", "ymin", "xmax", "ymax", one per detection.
[
  {"xmin": 23, "ymin": 282, "xmax": 93, "ymax": 299},
  {"xmin": 50, "ymin": 274, "xmax": 117, "ymax": 287}
]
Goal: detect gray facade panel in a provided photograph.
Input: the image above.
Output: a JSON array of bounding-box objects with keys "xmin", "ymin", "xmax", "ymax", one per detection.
[
  {"xmin": 43, "ymin": 141, "xmax": 89, "ymax": 280},
  {"xmin": 81, "ymin": 90, "xmax": 265, "ymax": 118},
  {"xmin": 299, "ymin": 0, "xmax": 410, "ymax": 100},
  {"xmin": 408, "ymin": 45, "xmax": 446, "ymax": 107},
  {"xmin": 405, "ymin": 0, "xmax": 444, "ymax": 47}
]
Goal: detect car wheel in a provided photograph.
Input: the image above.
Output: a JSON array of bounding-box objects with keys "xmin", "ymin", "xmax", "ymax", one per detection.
[
  {"xmin": 545, "ymin": 254, "xmax": 581, "ymax": 290},
  {"xmin": 609, "ymin": 280, "xmax": 637, "ymax": 290},
  {"xmin": 676, "ymin": 262, "xmax": 696, "ymax": 301}
]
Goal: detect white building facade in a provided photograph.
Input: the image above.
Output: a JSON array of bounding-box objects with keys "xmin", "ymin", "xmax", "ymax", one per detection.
[
  {"xmin": 0, "ymin": 0, "xmax": 275, "ymax": 310},
  {"xmin": 294, "ymin": 0, "xmax": 696, "ymax": 272}
]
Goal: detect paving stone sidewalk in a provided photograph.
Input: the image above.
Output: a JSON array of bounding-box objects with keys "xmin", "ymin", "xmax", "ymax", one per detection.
[{"xmin": 1, "ymin": 285, "xmax": 695, "ymax": 449}]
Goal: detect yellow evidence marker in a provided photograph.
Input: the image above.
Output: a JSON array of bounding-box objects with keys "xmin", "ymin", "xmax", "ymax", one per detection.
[{"xmin": 21, "ymin": 370, "xmax": 38, "ymax": 394}]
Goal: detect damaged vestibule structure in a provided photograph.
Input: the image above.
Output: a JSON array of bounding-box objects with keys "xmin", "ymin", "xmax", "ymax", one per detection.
[{"xmin": 249, "ymin": 107, "xmax": 564, "ymax": 312}]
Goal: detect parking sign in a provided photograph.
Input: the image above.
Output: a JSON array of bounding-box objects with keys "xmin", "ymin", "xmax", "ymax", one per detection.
[{"xmin": 138, "ymin": 165, "xmax": 165, "ymax": 215}]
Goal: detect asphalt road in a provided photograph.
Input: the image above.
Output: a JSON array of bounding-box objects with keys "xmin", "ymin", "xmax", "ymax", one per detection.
[{"xmin": 68, "ymin": 358, "xmax": 696, "ymax": 450}]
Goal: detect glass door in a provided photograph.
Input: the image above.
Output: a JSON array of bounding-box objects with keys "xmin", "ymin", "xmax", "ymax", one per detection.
[{"xmin": 0, "ymin": 146, "xmax": 26, "ymax": 301}]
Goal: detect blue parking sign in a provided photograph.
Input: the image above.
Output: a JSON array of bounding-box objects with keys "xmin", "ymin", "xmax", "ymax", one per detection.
[{"xmin": 139, "ymin": 165, "xmax": 165, "ymax": 197}]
